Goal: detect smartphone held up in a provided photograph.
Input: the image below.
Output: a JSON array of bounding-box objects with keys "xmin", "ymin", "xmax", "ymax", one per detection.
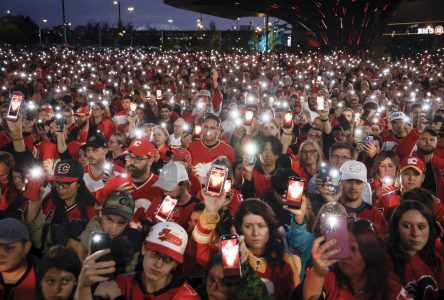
[
  {"xmin": 286, "ymin": 177, "xmax": 304, "ymax": 209},
  {"xmin": 155, "ymin": 195, "xmax": 178, "ymax": 222},
  {"xmin": 6, "ymin": 92, "xmax": 24, "ymax": 121},
  {"xmin": 220, "ymin": 234, "xmax": 242, "ymax": 283},
  {"xmin": 283, "ymin": 112, "xmax": 293, "ymax": 128},
  {"xmin": 320, "ymin": 214, "xmax": 349, "ymax": 259},
  {"xmin": 205, "ymin": 165, "xmax": 228, "ymax": 197}
]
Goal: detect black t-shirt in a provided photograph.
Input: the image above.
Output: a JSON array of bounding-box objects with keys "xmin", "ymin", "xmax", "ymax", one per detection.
[{"xmin": 422, "ymin": 161, "xmax": 437, "ymax": 195}]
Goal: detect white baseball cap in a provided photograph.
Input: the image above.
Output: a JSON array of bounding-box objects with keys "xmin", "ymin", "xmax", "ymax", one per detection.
[
  {"xmin": 198, "ymin": 89, "xmax": 211, "ymax": 98},
  {"xmin": 145, "ymin": 222, "xmax": 188, "ymax": 263},
  {"xmin": 153, "ymin": 161, "xmax": 189, "ymax": 191},
  {"xmin": 390, "ymin": 111, "xmax": 407, "ymax": 122},
  {"xmin": 340, "ymin": 160, "xmax": 367, "ymax": 182}
]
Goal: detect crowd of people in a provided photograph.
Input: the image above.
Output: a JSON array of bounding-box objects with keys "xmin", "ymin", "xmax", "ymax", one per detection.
[{"xmin": 0, "ymin": 46, "xmax": 444, "ymax": 300}]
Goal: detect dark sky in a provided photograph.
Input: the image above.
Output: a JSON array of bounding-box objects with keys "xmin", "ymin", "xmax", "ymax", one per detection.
[{"xmin": 0, "ymin": 0, "xmax": 266, "ymax": 30}]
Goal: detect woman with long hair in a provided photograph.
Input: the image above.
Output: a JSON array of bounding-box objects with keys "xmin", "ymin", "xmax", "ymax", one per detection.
[
  {"xmin": 233, "ymin": 199, "xmax": 300, "ymax": 299},
  {"xmin": 387, "ymin": 200, "xmax": 444, "ymax": 299},
  {"xmin": 90, "ymin": 102, "xmax": 116, "ymax": 139},
  {"xmin": 241, "ymin": 136, "xmax": 282, "ymax": 199},
  {"xmin": 287, "ymin": 201, "xmax": 347, "ymax": 280},
  {"xmin": 370, "ymin": 151, "xmax": 401, "ymax": 201},
  {"xmin": 152, "ymin": 125, "xmax": 171, "ymax": 163},
  {"xmin": 37, "ymin": 246, "xmax": 82, "ymax": 300},
  {"xmin": 25, "ymin": 160, "xmax": 96, "ymax": 255},
  {"xmin": 293, "ymin": 139, "xmax": 324, "ymax": 184},
  {"xmin": 0, "ymin": 151, "xmax": 24, "ymax": 218},
  {"xmin": 106, "ymin": 132, "xmax": 128, "ymax": 168},
  {"xmin": 304, "ymin": 218, "xmax": 413, "ymax": 300}
]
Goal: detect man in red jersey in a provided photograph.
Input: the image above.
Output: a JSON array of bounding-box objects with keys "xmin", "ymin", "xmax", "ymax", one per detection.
[
  {"xmin": 75, "ymin": 222, "xmax": 199, "ymax": 300},
  {"xmin": 113, "ymin": 95, "xmax": 133, "ymax": 133},
  {"xmin": 188, "ymin": 113, "xmax": 235, "ymax": 182},
  {"xmin": 83, "ymin": 133, "xmax": 124, "ymax": 195},
  {"xmin": 381, "ymin": 111, "xmax": 408, "ymax": 151},
  {"xmin": 339, "ymin": 160, "xmax": 388, "ymax": 236},
  {"xmin": 95, "ymin": 138, "xmax": 163, "ymax": 223},
  {"xmin": 71, "ymin": 107, "xmax": 93, "ymax": 143},
  {"xmin": 147, "ymin": 161, "xmax": 200, "ymax": 230},
  {"xmin": 396, "ymin": 116, "xmax": 444, "ymax": 201}
]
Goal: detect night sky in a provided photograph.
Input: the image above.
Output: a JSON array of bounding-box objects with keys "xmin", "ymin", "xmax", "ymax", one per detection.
[{"xmin": 0, "ymin": 0, "xmax": 266, "ymax": 30}]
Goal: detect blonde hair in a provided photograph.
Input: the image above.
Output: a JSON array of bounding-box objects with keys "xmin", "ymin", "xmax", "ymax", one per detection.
[
  {"xmin": 297, "ymin": 139, "xmax": 324, "ymax": 168},
  {"xmin": 153, "ymin": 125, "xmax": 171, "ymax": 147}
]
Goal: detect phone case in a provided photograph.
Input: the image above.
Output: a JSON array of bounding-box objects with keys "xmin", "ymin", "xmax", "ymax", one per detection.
[
  {"xmin": 155, "ymin": 196, "xmax": 178, "ymax": 222},
  {"xmin": 324, "ymin": 215, "xmax": 349, "ymax": 259},
  {"xmin": 286, "ymin": 178, "xmax": 304, "ymax": 208},
  {"xmin": 220, "ymin": 234, "xmax": 242, "ymax": 279},
  {"xmin": 206, "ymin": 166, "xmax": 228, "ymax": 197}
]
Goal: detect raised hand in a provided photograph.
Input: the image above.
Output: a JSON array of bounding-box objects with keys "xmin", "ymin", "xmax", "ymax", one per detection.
[{"xmin": 311, "ymin": 236, "xmax": 339, "ymax": 277}]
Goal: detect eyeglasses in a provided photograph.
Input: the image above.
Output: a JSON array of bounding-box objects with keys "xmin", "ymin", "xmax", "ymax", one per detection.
[
  {"xmin": 53, "ymin": 181, "xmax": 74, "ymax": 189},
  {"xmin": 125, "ymin": 155, "xmax": 150, "ymax": 163},
  {"xmin": 330, "ymin": 155, "xmax": 351, "ymax": 162},
  {"xmin": 301, "ymin": 149, "xmax": 318, "ymax": 156},
  {"xmin": 347, "ymin": 217, "xmax": 375, "ymax": 232},
  {"xmin": 146, "ymin": 250, "xmax": 175, "ymax": 264},
  {"xmin": 206, "ymin": 274, "xmax": 226, "ymax": 290}
]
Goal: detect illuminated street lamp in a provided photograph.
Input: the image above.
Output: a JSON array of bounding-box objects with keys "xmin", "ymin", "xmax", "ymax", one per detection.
[
  {"xmin": 168, "ymin": 19, "xmax": 173, "ymax": 31},
  {"xmin": 127, "ymin": 6, "xmax": 134, "ymax": 25},
  {"xmin": 127, "ymin": 6, "xmax": 134, "ymax": 47},
  {"xmin": 39, "ymin": 19, "xmax": 48, "ymax": 45},
  {"xmin": 113, "ymin": 0, "xmax": 122, "ymax": 29}
]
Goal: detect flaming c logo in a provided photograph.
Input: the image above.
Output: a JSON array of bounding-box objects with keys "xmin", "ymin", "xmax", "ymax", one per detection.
[
  {"xmin": 57, "ymin": 163, "xmax": 70, "ymax": 174},
  {"xmin": 133, "ymin": 141, "xmax": 142, "ymax": 147},
  {"xmin": 407, "ymin": 157, "xmax": 418, "ymax": 165}
]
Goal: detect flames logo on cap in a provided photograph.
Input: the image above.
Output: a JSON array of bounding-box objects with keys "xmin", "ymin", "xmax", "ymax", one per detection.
[
  {"xmin": 407, "ymin": 157, "xmax": 418, "ymax": 165},
  {"xmin": 89, "ymin": 137, "xmax": 96, "ymax": 142},
  {"xmin": 158, "ymin": 228, "xmax": 183, "ymax": 246},
  {"xmin": 118, "ymin": 197, "xmax": 128, "ymax": 206},
  {"xmin": 76, "ymin": 108, "xmax": 82, "ymax": 113},
  {"xmin": 57, "ymin": 163, "xmax": 70, "ymax": 174},
  {"xmin": 133, "ymin": 140, "xmax": 142, "ymax": 147}
]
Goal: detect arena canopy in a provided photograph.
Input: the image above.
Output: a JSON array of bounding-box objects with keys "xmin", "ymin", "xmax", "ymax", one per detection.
[{"xmin": 165, "ymin": 0, "xmax": 442, "ymax": 50}]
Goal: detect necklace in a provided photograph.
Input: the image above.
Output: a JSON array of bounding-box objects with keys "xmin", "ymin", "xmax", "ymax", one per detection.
[{"xmin": 251, "ymin": 255, "xmax": 265, "ymax": 271}]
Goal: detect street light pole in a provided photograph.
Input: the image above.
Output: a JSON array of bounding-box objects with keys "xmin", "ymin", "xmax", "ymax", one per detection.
[
  {"xmin": 168, "ymin": 19, "xmax": 173, "ymax": 31},
  {"xmin": 128, "ymin": 6, "xmax": 134, "ymax": 47},
  {"xmin": 61, "ymin": 0, "xmax": 67, "ymax": 45},
  {"xmin": 113, "ymin": 1, "xmax": 121, "ymax": 29},
  {"xmin": 39, "ymin": 19, "xmax": 48, "ymax": 45}
]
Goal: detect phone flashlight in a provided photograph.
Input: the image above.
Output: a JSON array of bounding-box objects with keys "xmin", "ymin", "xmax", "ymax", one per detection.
[
  {"xmin": 245, "ymin": 143, "xmax": 256, "ymax": 165},
  {"xmin": 382, "ymin": 176, "xmax": 394, "ymax": 186},
  {"xmin": 326, "ymin": 215, "xmax": 338, "ymax": 228},
  {"xmin": 134, "ymin": 129, "xmax": 143, "ymax": 139},
  {"xmin": 30, "ymin": 167, "xmax": 43, "ymax": 178}
]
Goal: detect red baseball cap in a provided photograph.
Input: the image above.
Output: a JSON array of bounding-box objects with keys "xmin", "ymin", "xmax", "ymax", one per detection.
[
  {"xmin": 167, "ymin": 147, "xmax": 191, "ymax": 163},
  {"xmin": 400, "ymin": 156, "xmax": 426, "ymax": 174},
  {"xmin": 74, "ymin": 106, "xmax": 90, "ymax": 116},
  {"xmin": 128, "ymin": 139, "xmax": 155, "ymax": 157},
  {"xmin": 39, "ymin": 104, "xmax": 54, "ymax": 115}
]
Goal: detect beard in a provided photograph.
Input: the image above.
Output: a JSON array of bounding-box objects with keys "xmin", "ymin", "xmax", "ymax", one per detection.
[
  {"xmin": 417, "ymin": 144, "xmax": 436, "ymax": 155},
  {"xmin": 126, "ymin": 164, "xmax": 147, "ymax": 179}
]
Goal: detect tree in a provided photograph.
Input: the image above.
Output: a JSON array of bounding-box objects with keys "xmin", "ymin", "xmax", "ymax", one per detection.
[
  {"xmin": 0, "ymin": 15, "xmax": 39, "ymax": 44},
  {"xmin": 206, "ymin": 20, "xmax": 220, "ymax": 50}
]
